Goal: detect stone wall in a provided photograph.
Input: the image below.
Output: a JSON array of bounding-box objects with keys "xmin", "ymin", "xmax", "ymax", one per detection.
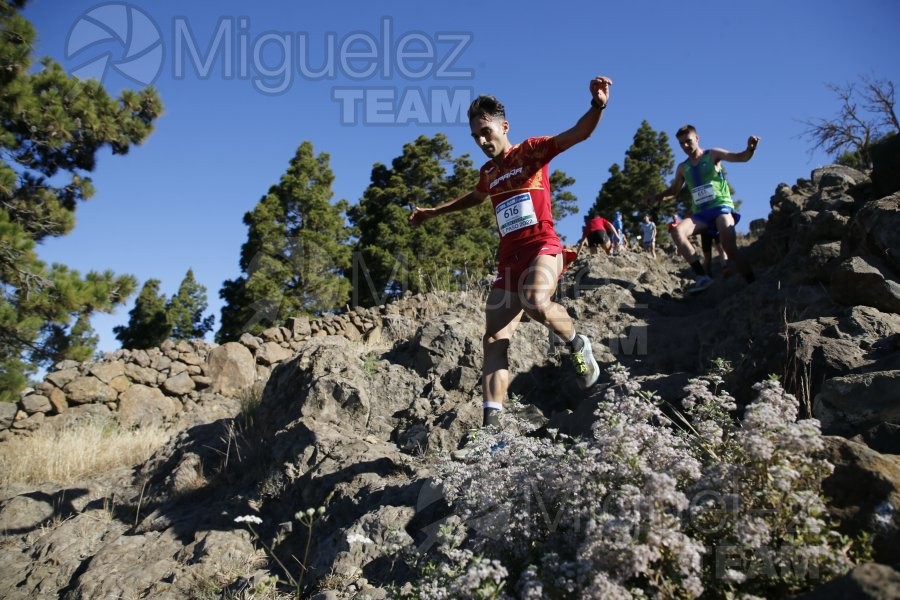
[{"xmin": 0, "ymin": 291, "xmax": 464, "ymax": 440}]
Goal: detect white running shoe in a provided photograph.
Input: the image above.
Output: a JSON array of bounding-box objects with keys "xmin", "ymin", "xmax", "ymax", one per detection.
[
  {"xmin": 687, "ymin": 275, "xmax": 714, "ymax": 294},
  {"xmin": 569, "ymin": 334, "xmax": 600, "ymax": 389}
]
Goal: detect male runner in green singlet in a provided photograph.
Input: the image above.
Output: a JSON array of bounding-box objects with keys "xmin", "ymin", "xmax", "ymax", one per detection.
[{"xmin": 651, "ymin": 125, "xmax": 759, "ymax": 293}]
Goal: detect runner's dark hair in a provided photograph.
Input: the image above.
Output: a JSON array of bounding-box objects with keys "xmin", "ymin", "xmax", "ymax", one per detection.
[
  {"xmin": 468, "ymin": 95, "xmax": 506, "ymax": 121},
  {"xmin": 676, "ymin": 124, "xmax": 697, "ymax": 138}
]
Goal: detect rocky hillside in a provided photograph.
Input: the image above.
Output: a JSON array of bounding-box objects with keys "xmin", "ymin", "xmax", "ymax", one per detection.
[{"xmin": 0, "ymin": 161, "xmax": 898, "ymax": 599}]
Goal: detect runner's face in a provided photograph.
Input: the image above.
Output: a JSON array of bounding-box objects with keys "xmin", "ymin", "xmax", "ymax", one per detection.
[
  {"xmin": 470, "ymin": 114, "xmax": 509, "ymax": 159},
  {"xmin": 677, "ymin": 131, "xmax": 700, "ymax": 156}
]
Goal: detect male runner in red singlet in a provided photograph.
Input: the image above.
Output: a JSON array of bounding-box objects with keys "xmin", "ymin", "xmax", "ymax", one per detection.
[
  {"xmin": 575, "ymin": 214, "xmax": 616, "ymax": 256},
  {"xmin": 410, "ymin": 76, "xmax": 612, "ymax": 429}
]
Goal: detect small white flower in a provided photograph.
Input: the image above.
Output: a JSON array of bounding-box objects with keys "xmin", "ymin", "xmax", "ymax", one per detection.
[
  {"xmin": 723, "ymin": 568, "xmax": 746, "ymax": 584},
  {"xmin": 347, "ymin": 532, "xmax": 374, "ymax": 545},
  {"xmin": 234, "ymin": 515, "xmax": 263, "ymax": 525}
]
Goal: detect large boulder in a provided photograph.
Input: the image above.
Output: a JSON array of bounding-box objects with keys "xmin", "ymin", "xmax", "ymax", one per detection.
[
  {"xmin": 810, "ymin": 164, "xmax": 870, "ymax": 188},
  {"xmin": 806, "ymin": 241, "xmax": 843, "ymax": 282},
  {"xmin": 814, "ymin": 371, "xmax": 900, "ymax": 435},
  {"xmin": 821, "ymin": 437, "xmax": 900, "ymax": 567},
  {"xmin": 847, "ymin": 193, "xmax": 900, "ymax": 274},
  {"xmin": 63, "ymin": 376, "xmax": 118, "ymax": 405},
  {"xmin": 265, "ymin": 338, "xmax": 379, "ymax": 432},
  {"xmin": 255, "ymin": 341, "xmax": 294, "ymax": 366},
  {"xmin": 205, "ymin": 342, "xmax": 257, "ymax": 396},
  {"xmin": 413, "ymin": 317, "xmax": 481, "ymax": 378},
  {"xmin": 44, "ymin": 367, "xmax": 79, "ymax": 389},
  {"xmin": 793, "ymin": 210, "xmax": 849, "ymax": 252},
  {"xmin": 785, "ymin": 317, "xmax": 869, "ymax": 380},
  {"xmin": 161, "ymin": 371, "xmax": 195, "ymax": 396},
  {"xmin": 118, "ymin": 385, "xmax": 181, "ymax": 428},
  {"xmin": 124, "ymin": 363, "xmax": 161, "ymax": 386},
  {"xmin": 88, "ymin": 361, "xmax": 125, "ymax": 384},
  {"xmin": 831, "ymin": 256, "xmax": 900, "ymax": 314},
  {"xmin": 20, "ymin": 394, "xmax": 51, "ymax": 415}
]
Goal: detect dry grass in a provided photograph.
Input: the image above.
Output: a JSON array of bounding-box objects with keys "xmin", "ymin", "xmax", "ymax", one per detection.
[{"xmin": 0, "ymin": 417, "xmax": 170, "ymax": 486}]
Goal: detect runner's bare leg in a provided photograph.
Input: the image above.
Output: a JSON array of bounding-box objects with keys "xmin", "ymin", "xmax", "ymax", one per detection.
[
  {"xmin": 520, "ymin": 253, "xmax": 575, "ymax": 340},
  {"xmin": 483, "ymin": 253, "xmax": 577, "ymax": 407},
  {"xmin": 672, "ymin": 217, "xmax": 704, "ymax": 262},
  {"xmin": 482, "ymin": 287, "xmax": 523, "ymax": 406},
  {"xmin": 716, "ymin": 213, "xmax": 752, "ymax": 280}
]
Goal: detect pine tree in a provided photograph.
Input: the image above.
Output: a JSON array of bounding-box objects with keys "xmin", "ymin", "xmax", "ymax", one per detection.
[
  {"xmin": 589, "ymin": 121, "xmax": 675, "ymax": 240},
  {"xmin": 348, "ymin": 134, "xmax": 495, "ymax": 307},
  {"xmin": 217, "ymin": 141, "xmax": 351, "ymax": 341},
  {"xmin": 113, "ymin": 280, "xmax": 170, "ymax": 349},
  {"xmin": 40, "ymin": 313, "xmax": 99, "ymax": 363},
  {"xmin": 64, "ymin": 314, "xmax": 100, "ymax": 362},
  {"xmin": 0, "ymin": 1, "xmax": 162, "ymax": 400},
  {"xmin": 167, "ymin": 268, "xmax": 214, "ymax": 341}
]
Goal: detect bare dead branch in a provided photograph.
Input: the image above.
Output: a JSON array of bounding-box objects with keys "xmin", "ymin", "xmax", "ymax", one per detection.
[{"xmin": 799, "ymin": 76, "xmax": 898, "ymax": 165}]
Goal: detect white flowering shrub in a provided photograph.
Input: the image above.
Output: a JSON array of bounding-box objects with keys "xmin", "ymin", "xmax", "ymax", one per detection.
[
  {"xmin": 683, "ymin": 375, "xmax": 855, "ymax": 598},
  {"xmin": 402, "ymin": 365, "xmax": 860, "ymax": 599}
]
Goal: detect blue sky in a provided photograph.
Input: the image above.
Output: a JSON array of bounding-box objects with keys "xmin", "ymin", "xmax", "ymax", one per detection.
[{"xmin": 22, "ymin": 0, "xmax": 900, "ymax": 353}]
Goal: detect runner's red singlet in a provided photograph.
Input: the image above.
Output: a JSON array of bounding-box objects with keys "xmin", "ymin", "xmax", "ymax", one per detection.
[
  {"xmin": 475, "ymin": 136, "xmax": 564, "ymax": 290},
  {"xmin": 476, "ymin": 136, "xmax": 562, "ymax": 261}
]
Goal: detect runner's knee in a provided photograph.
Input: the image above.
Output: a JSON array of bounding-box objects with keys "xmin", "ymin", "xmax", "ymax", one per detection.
[{"xmin": 483, "ymin": 333, "xmax": 511, "ymax": 351}]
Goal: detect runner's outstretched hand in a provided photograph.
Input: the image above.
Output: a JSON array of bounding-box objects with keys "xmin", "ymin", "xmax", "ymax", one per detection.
[
  {"xmin": 409, "ymin": 205, "xmax": 434, "ymax": 227},
  {"xmin": 590, "ymin": 76, "xmax": 612, "ymax": 105}
]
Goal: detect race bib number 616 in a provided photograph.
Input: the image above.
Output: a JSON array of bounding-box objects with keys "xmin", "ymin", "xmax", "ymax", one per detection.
[{"xmin": 496, "ymin": 192, "xmax": 538, "ymax": 236}]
